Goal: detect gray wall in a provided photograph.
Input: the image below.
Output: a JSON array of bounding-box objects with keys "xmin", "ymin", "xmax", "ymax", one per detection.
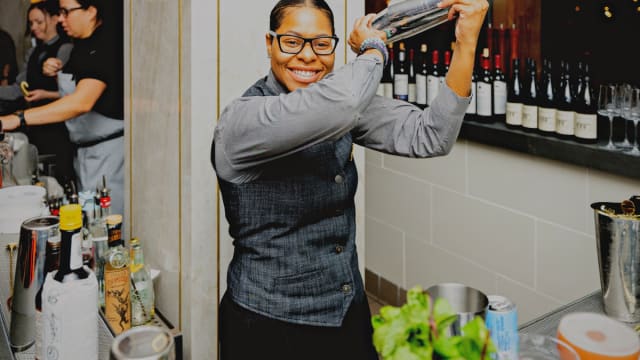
[{"xmin": 0, "ymin": 0, "xmax": 31, "ymax": 72}]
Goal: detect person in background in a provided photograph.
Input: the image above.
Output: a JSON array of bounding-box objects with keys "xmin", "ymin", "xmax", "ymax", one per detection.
[
  {"xmin": 212, "ymin": 0, "xmax": 488, "ymax": 359},
  {"xmin": 0, "ymin": 0, "xmax": 76, "ymax": 185},
  {"xmin": 0, "ymin": 29, "xmax": 19, "ymax": 112},
  {"xmin": 0, "ymin": 0, "xmax": 125, "ymax": 215}
]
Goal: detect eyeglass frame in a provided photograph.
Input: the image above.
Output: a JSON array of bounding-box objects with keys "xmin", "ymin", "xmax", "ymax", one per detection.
[
  {"xmin": 268, "ymin": 30, "xmax": 339, "ymax": 56},
  {"xmin": 59, "ymin": 6, "xmax": 84, "ymax": 17}
]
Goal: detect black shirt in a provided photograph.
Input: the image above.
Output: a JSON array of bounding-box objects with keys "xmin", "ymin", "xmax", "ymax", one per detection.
[{"xmin": 64, "ymin": 24, "xmax": 123, "ymax": 120}]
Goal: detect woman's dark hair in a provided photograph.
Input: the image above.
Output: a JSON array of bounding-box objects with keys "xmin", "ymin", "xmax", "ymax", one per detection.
[
  {"xmin": 24, "ymin": 0, "xmax": 61, "ymax": 37},
  {"xmin": 269, "ymin": 0, "xmax": 335, "ymax": 35},
  {"xmin": 75, "ymin": 0, "xmax": 106, "ymax": 22},
  {"xmin": 0, "ymin": 29, "xmax": 18, "ymax": 83}
]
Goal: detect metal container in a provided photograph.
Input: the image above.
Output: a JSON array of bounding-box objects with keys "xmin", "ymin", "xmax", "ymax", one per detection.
[
  {"xmin": 485, "ymin": 295, "xmax": 518, "ymax": 360},
  {"xmin": 9, "ymin": 215, "xmax": 59, "ymax": 351},
  {"xmin": 425, "ymin": 282, "xmax": 488, "ymax": 336},
  {"xmin": 110, "ymin": 326, "xmax": 175, "ymax": 360},
  {"xmin": 592, "ymin": 201, "xmax": 640, "ymax": 322},
  {"xmin": 372, "ymin": 0, "xmax": 451, "ymax": 44}
]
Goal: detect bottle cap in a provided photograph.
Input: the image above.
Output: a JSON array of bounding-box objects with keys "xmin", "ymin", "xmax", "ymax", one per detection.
[
  {"xmin": 106, "ymin": 214, "xmax": 123, "ymax": 226},
  {"xmin": 130, "ymin": 237, "xmax": 139, "ymax": 245},
  {"xmin": 59, "ymin": 204, "xmax": 82, "ymax": 230}
]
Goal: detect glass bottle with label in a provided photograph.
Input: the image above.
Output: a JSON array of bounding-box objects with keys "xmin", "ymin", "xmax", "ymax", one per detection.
[
  {"xmin": 130, "ymin": 237, "xmax": 155, "ymax": 326},
  {"xmin": 104, "ymin": 214, "xmax": 131, "ymax": 334},
  {"xmin": 506, "ymin": 58, "xmax": 523, "ymax": 128},
  {"xmin": 538, "ymin": 58, "xmax": 557, "ymax": 134},
  {"xmin": 382, "ymin": 44, "xmax": 394, "ymax": 99},
  {"xmin": 574, "ymin": 63, "xmax": 597, "ymax": 144},
  {"xmin": 476, "ymin": 48, "xmax": 493, "ymax": 122},
  {"xmin": 556, "ymin": 60, "xmax": 576, "ymax": 139},
  {"xmin": 522, "ymin": 58, "xmax": 539, "ymax": 132},
  {"xmin": 408, "ymin": 48, "xmax": 416, "ymax": 104},
  {"xmin": 416, "ymin": 44, "xmax": 428, "ymax": 108},
  {"xmin": 492, "ymin": 53, "xmax": 507, "ymax": 122},
  {"xmin": 393, "ymin": 42, "xmax": 409, "ymax": 101},
  {"xmin": 427, "ymin": 49, "xmax": 441, "ymax": 106}
]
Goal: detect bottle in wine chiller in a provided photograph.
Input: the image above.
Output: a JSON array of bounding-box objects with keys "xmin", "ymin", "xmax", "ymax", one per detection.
[
  {"xmin": 476, "ymin": 48, "xmax": 493, "ymax": 122},
  {"xmin": 538, "ymin": 58, "xmax": 557, "ymax": 134},
  {"xmin": 556, "ymin": 60, "xmax": 576, "ymax": 140},
  {"xmin": 574, "ymin": 63, "xmax": 597, "ymax": 144},
  {"xmin": 416, "ymin": 44, "xmax": 428, "ymax": 108},
  {"xmin": 492, "ymin": 53, "xmax": 507, "ymax": 122},
  {"xmin": 506, "ymin": 58, "xmax": 523, "ymax": 128},
  {"xmin": 427, "ymin": 49, "xmax": 440, "ymax": 106},
  {"xmin": 522, "ymin": 58, "xmax": 539, "ymax": 132},
  {"xmin": 408, "ymin": 48, "xmax": 417, "ymax": 104},
  {"xmin": 129, "ymin": 237, "xmax": 155, "ymax": 326},
  {"xmin": 393, "ymin": 42, "xmax": 409, "ymax": 101}
]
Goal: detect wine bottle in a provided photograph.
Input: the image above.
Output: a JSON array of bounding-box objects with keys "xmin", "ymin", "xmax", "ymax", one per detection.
[
  {"xmin": 574, "ymin": 63, "xmax": 597, "ymax": 144},
  {"xmin": 408, "ymin": 48, "xmax": 417, "ymax": 104},
  {"xmin": 426, "ymin": 49, "xmax": 440, "ymax": 106},
  {"xmin": 439, "ymin": 49, "xmax": 451, "ymax": 90},
  {"xmin": 492, "ymin": 53, "xmax": 507, "ymax": 122},
  {"xmin": 538, "ymin": 58, "xmax": 557, "ymax": 134},
  {"xmin": 506, "ymin": 58, "xmax": 523, "ymax": 128},
  {"xmin": 104, "ymin": 214, "xmax": 131, "ymax": 334},
  {"xmin": 416, "ymin": 44, "xmax": 428, "ymax": 108},
  {"xmin": 522, "ymin": 58, "xmax": 539, "ymax": 131},
  {"xmin": 383, "ymin": 44, "xmax": 394, "ymax": 99},
  {"xmin": 465, "ymin": 64, "xmax": 478, "ymax": 121},
  {"xmin": 476, "ymin": 48, "xmax": 493, "ymax": 122},
  {"xmin": 556, "ymin": 60, "xmax": 576, "ymax": 139},
  {"xmin": 394, "ymin": 42, "xmax": 409, "ymax": 101}
]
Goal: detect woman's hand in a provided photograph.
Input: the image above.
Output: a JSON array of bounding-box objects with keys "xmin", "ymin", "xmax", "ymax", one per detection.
[
  {"xmin": 348, "ymin": 14, "xmax": 386, "ymax": 55},
  {"xmin": 42, "ymin": 57, "xmax": 63, "ymax": 77},
  {"xmin": 25, "ymin": 89, "xmax": 59, "ymax": 103},
  {"xmin": 438, "ymin": 0, "xmax": 489, "ymax": 51}
]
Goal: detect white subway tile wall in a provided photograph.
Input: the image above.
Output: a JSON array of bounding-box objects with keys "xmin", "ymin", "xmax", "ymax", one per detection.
[{"xmin": 364, "ymin": 139, "xmax": 640, "ymax": 324}]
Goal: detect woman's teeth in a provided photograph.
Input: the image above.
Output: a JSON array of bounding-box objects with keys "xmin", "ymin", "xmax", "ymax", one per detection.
[{"xmin": 292, "ymin": 70, "xmax": 316, "ymax": 79}]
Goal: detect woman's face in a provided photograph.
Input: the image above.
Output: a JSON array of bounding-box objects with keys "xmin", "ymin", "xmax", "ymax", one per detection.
[
  {"xmin": 266, "ymin": 7, "xmax": 335, "ymax": 92},
  {"xmin": 58, "ymin": 0, "xmax": 97, "ymax": 39},
  {"xmin": 29, "ymin": 8, "xmax": 58, "ymax": 42}
]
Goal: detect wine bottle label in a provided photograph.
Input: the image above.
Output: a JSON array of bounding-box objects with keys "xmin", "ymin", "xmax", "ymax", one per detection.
[
  {"xmin": 556, "ymin": 110, "xmax": 575, "ymax": 135},
  {"xmin": 493, "ymin": 81, "xmax": 507, "ymax": 115},
  {"xmin": 376, "ymin": 84, "xmax": 385, "ymax": 97},
  {"xmin": 71, "ymin": 232, "xmax": 83, "ymax": 270},
  {"xmin": 394, "ymin": 74, "xmax": 409, "ymax": 100},
  {"xmin": 416, "ymin": 74, "xmax": 427, "ymax": 105},
  {"xmin": 408, "ymin": 83, "xmax": 416, "ymax": 103},
  {"xmin": 575, "ymin": 113, "xmax": 597, "ymax": 139},
  {"xmin": 383, "ymin": 83, "xmax": 393, "ymax": 99},
  {"xmin": 538, "ymin": 107, "xmax": 557, "ymax": 132},
  {"xmin": 104, "ymin": 267, "xmax": 132, "ymax": 334},
  {"xmin": 506, "ymin": 102, "xmax": 523, "ymax": 125},
  {"xmin": 522, "ymin": 105, "xmax": 539, "ymax": 128},
  {"xmin": 477, "ymin": 82, "xmax": 492, "ymax": 116},
  {"xmin": 427, "ymin": 75, "xmax": 439, "ymax": 105},
  {"xmin": 466, "ymin": 82, "xmax": 477, "ymax": 114}
]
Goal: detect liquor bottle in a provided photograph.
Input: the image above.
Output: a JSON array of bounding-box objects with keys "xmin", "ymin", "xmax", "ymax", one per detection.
[
  {"xmin": 416, "ymin": 44, "xmax": 428, "ymax": 108},
  {"xmin": 522, "ymin": 58, "xmax": 539, "ymax": 131},
  {"xmin": 383, "ymin": 44, "xmax": 394, "ymax": 99},
  {"xmin": 556, "ymin": 60, "xmax": 576, "ymax": 139},
  {"xmin": 92, "ymin": 178, "xmax": 111, "ymax": 308},
  {"xmin": 104, "ymin": 214, "xmax": 131, "ymax": 334},
  {"xmin": 574, "ymin": 63, "xmax": 597, "ymax": 144},
  {"xmin": 465, "ymin": 64, "xmax": 478, "ymax": 121},
  {"xmin": 393, "ymin": 42, "xmax": 409, "ymax": 101},
  {"xmin": 408, "ymin": 48, "xmax": 416, "ymax": 104},
  {"xmin": 476, "ymin": 48, "xmax": 493, "ymax": 122},
  {"xmin": 492, "ymin": 53, "xmax": 507, "ymax": 122},
  {"xmin": 34, "ymin": 232, "xmax": 61, "ymax": 360},
  {"xmin": 130, "ymin": 237, "xmax": 155, "ymax": 326},
  {"xmin": 427, "ymin": 49, "xmax": 440, "ymax": 106},
  {"xmin": 439, "ymin": 49, "xmax": 451, "ymax": 90},
  {"xmin": 538, "ymin": 59, "xmax": 557, "ymax": 134},
  {"xmin": 505, "ymin": 58, "xmax": 523, "ymax": 128}
]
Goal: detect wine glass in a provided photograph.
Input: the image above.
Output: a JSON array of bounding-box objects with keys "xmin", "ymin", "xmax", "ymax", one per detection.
[
  {"xmin": 598, "ymin": 84, "xmax": 620, "ymax": 150},
  {"xmin": 617, "ymin": 83, "xmax": 633, "ymax": 149},
  {"xmin": 622, "ymin": 86, "xmax": 640, "ymax": 156}
]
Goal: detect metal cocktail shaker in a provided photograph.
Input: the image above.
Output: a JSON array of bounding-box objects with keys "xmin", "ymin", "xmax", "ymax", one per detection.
[
  {"xmin": 9, "ymin": 216, "xmax": 59, "ymax": 351},
  {"xmin": 372, "ymin": 0, "xmax": 452, "ymax": 44},
  {"xmin": 591, "ymin": 199, "xmax": 640, "ymax": 323}
]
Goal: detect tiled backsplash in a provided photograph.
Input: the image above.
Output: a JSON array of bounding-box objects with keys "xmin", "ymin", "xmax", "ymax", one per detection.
[{"xmin": 364, "ymin": 139, "xmax": 640, "ymax": 324}]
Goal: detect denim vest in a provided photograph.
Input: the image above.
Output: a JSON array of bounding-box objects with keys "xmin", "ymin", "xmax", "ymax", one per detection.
[{"xmin": 213, "ymin": 77, "xmax": 365, "ymax": 327}]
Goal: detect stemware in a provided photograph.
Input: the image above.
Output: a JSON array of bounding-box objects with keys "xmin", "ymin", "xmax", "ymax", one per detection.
[
  {"xmin": 598, "ymin": 84, "xmax": 620, "ymax": 150},
  {"xmin": 618, "ymin": 83, "xmax": 633, "ymax": 149},
  {"xmin": 622, "ymin": 86, "xmax": 640, "ymax": 155}
]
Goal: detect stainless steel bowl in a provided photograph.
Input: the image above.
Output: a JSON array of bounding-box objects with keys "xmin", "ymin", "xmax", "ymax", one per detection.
[{"xmin": 425, "ymin": 282, "xmax": 489, "ymax": 336}]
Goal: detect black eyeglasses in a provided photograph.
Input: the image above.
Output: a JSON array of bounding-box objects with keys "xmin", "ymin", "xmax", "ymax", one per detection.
[
  {"xmin": 269, "ymin": 31, "xmax": 339, "ymax": 56},
  {"xmin": 59, "ymin": 6, "xmax": 84, "ymax": 17}
]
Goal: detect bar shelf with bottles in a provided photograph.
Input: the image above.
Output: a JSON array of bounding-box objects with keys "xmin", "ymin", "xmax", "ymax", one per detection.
[{"xmin": 377, "ymin": 20, "xmax": 640, "ymax": 180}]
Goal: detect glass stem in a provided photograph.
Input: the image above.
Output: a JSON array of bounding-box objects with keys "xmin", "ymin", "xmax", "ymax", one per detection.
[{"xmin": 608, "ymin": 116, "xmax": 615, "ymax": 146}]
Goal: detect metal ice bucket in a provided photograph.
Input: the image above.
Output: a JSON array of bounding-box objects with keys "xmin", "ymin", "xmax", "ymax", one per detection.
[{"xmin": 592, "ymin": 198, "xmax": 640, "ymax": 323}]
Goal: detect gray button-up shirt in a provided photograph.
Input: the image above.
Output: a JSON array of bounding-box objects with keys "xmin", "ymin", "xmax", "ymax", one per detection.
[{"xmin": 214, "ymin": 53, "xmax": 470, "ymax": 184}]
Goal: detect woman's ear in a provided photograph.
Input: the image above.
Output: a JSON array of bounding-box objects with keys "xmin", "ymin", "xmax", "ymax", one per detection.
[{"xmin": 265, "ymin": 32, "xmax": 272, "ymax": 58}]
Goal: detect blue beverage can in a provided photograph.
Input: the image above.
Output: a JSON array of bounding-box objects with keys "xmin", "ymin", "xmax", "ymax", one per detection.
[{"xmin": 485, "ymin": 295, "xmax": 518, "ymax": 360}]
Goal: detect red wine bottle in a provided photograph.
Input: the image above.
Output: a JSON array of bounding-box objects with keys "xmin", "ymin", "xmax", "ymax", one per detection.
[
  {"xmin": 476, "ymin": 48, "xmax": 493, "ymax": 122},
  {"xmin": 556, "ymin": 60, "xmax": 576, "ymax": 140},
  {"xmin": 506, "ymin": 58, "xmax": 523, "ymax": 128},
  {"xmin": 393, "ymin": 42, "xmax": 409, "ymax": 101},
  {"xmin": 574, "ymin": 63, "xmax": 597, "ymax": 144},
  {"xmin": 416, "ymin": 44, "xmax": 428, "ymax": 108},
  {"xmin": 522, "ymin": 58, "xmax": 539, "ymax": 132},
  {"xmin": 493, "ymin": 53, "xmax": 507, "ymax": 122},
  {"xmin": 537, "ymin": 58, "xmax": 557, "ymax": 134}
]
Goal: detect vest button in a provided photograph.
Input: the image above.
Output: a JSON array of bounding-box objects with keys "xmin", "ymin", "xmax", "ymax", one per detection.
[
  {"xmin": 341, "ymin": 284, "xmax": 352, "ymax": 293},
  {"xmin": 335, "ymin": 245, "xmax": 344, "ymax": 254},
  {"xmin": 334, "ymin": 174, "xmax": 344, "ymax": 184}
]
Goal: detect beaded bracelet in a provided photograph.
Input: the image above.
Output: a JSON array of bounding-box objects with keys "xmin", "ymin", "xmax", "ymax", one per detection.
[{"xmin": 359, "ymin": 38, "xmax": 388, "ymax": 67}]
